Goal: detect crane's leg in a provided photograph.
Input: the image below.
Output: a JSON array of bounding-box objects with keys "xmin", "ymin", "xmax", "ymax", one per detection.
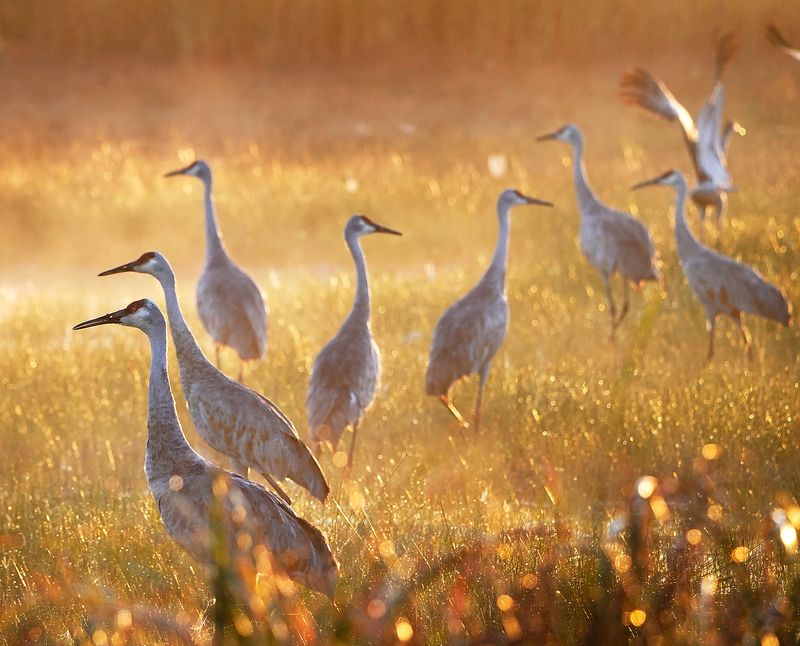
[
  {"xmin": 616, "ymin": 281, "xmax": 631, "ymax": 328},
  {"xmin": 737, "ymin": 315, "xmax": 754, "ymax": 362},
  {"xmin": 603, "ymin": 272, "xmax": 618, "ymax": 338},
  {"xmin": 438, "ymin": 395, "xmax": 469, "ymax": 429},
  {"xmin": 705, "ymin": 316, "xmax": 717, "ymax": 364},
  {"xmin": 474, "ymin": 363, "xmax": 491, "ymax": 433},
  {"xmin": 346, "ymin": 421, "xmax": 360, "ymax": 470},
  {"xmin": 263, "ymin": 473, "xmax": 292, "ymax": 506}
]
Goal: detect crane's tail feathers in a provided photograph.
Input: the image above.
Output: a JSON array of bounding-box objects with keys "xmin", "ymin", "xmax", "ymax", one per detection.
[
  {"xmin": 291, "ymin": 446, "xmax": 331, "ymax": 502},
  {"xmin": 715, "ymin": 31, "xmax": 738, "ymax": 80},
  {"xmin": 263, "ymin": 474, "xmax": 293, "ymax": 506}
]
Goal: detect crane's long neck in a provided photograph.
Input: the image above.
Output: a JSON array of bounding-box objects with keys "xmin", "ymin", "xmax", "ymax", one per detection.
[
  {"xmin": 203, "ymin": 179, "xmax": 226, "ymax": 263},
  {"xmin": 158, "ymin": 270, "xmax": 211, "ymax": 386},
  {"xmin": 144, "ymin": 323, "xmax": 197, "ymax": 483},
  {"xmin": 570, "ymin": 138, "xmax": 599, "ymax": 215},
  {"xmin": 478, "ymin": 201, "xmax": 511, "ymax": 292},
  {"xmin": 672, "ymin": 179, "xmax": 702, "ymax": 260},
  {"xmin": 344, "ymin": 232, "xmax": 371, "ymax": 327}
]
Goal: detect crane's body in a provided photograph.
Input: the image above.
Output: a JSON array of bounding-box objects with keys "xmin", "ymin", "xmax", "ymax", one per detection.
[
  {"xmin": 537, "ymin": 125, "xmax": 659, "ymax": 336},
  {"xmin": 165, "ymin": 160, "xmax": 267, "ymax": 379},
  {"xmin": 632, "ymin": 170, "xmax": 791, "ymax": 361},
  {"xmin": 619, "ymin": 32, "xmax": 741, "ymax": 232},
  {"xmin": 307, "ymin": 216, "xmax": 402, "ymax": 465},
  {"xmin": 100, "ymin": 253, "xmax": 328, "ymax": 505},
  {"xmin": 73, "ymin": 300, "xmax": 338, "ymax": 597},
  {"xmin": 426, "ymin": 189, "xmax": 553, "ymax": 430}
]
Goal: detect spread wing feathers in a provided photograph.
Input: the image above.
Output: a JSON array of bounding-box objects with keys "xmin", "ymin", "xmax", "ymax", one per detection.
[
  {"xmin": 715, "ymin": 31, "xmax": 739, "ymax": 80},
  {"xmin": 226, "ymin": 472, "xmax": 338, "ymax": 597},
  {"xmin": 601, "ymin": 212, "xmax": 659, "ymax": 282},
  {"xmin": 620, "ymin": 68, "xmax": 698, "ymax": 146},
  {"xmin": 426, "ymin": 291, "xmax": 508, "ymax": 397},
  {"xmin": 193, "ymin": 386, "xmax": 329, "ymax": 500},
  {"xmin": 767, "ymin": 24, "xmax": 800, "ymax": 62},
  {"xmin": 307, "ymin": 328, "xmax": 379, "ymax": 447},
  {"xmin": 695, "ymin": 83, "xmax": 730, "ymax": 186}
]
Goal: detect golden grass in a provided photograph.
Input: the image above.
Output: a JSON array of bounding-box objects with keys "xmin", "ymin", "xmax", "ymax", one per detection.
[{"xmin": 1, "ymin": 35, "xmax": 800, "ymax": 642}]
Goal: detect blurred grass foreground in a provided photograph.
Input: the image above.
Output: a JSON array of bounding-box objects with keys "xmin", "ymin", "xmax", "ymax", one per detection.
[{"xmin": 2, "ymin": 1, "xmax": 800, "ymax": 644}]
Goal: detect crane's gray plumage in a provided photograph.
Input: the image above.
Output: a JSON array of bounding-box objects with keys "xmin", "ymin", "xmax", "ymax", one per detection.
[
  {"xmin": 73, "ymin": 299, "xmax": 338, "ymax": 598},
  {"xmin": 307, "ymin": 215, "xmax": 402, "ymax": 465},
  {"xmin": 426, "ymin": 189, "xmax": 553, "ymax": 430},
  {"xmin": 632, "ymin": 170, "xmax": 791, "ymax": 361},
  {"xmin": 537, "ymin": 124, "xmax": 659, "ymax": 336},
  {"xmin": 165, "ymin": 160, "xmax": 267, "ymax": 378},
  {"xmin": 100, "ymin": 252, "xmax": 328, "ymax": 505},
  {"xmin": 767, "ymin": 24, "xmax": 800, "ymax": 62},
  {"xmin": 619, "ymin": 32, "xmax": 742, "ymax": 231}
]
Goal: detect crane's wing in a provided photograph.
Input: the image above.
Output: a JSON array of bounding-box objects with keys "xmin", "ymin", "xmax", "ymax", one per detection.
[
  {"xmin": 602, "ymin": 212, "xmax": 658, "ymax": 281},
  {"xmin": 767, "ymin": 24, "xmax": 800, "ymax": 62},
  {"xmin": 695, "ymin": 83, "xmax": 730, "ymax": 186},
  {"xmin": 619, "ymin": 68, "xmax": 698, "ymax": 145}
]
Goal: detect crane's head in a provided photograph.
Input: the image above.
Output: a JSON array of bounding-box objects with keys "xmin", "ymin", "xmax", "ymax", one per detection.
[
  {"xmin": 345, "ymin": 214, "xmax": 403, "ymax": 239},
  {"xmin": 536, "ymin": 123, "xmax": 582, "ymax": 146},
  {"xmin": 73, "ymin": 299, "xmax": 166, "ymax": 335},
  {"xmin": 631, "ymin": 169, "xmax": 686, "ymax": 192},
  {"xmin": 498, "ymin": 188, "xmax": 554, "ymax": 210},
  {"xmin": 99, "ymin": 251, "xmax": 174, "ymax": 282},
  {"xmin": 164, "ymin": 160, "xmax": 211, "ymax": 184}
]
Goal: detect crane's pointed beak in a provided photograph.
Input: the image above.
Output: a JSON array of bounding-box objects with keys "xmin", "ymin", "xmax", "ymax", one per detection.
[
  {"xmin": 73, "ymin": 307, "xmax": 128, "ymax": 331},
  {"xmin": 164, "ymin": 164, "xmax": 192, "ymax": 178},
  {"xmin": 372, "ymin": 223, "xmax": 403, "ymax": 236},
  {"xmin": 99, "ymin": 259, "xmax": 139, "ymax": 276},
  {"xmin": 524, "ymin": 196, "xmax": 554, "ymax": 207},
  {"xmin": 536, "ymin": 130, "xmax": 559, "ymax": 142},
  {"xmin": 630, "ymin": 177, "xmax": 660, "ymax": 191}
]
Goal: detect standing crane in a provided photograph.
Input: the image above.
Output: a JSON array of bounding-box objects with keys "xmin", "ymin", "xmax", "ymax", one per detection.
[
  {"xmin": 307, "ymin": 216, "xmax": 402, "ymax": 466},
  {"xmin": 100, "ymin": 252, "xmax": 328, "ymax": 505},
  {"xmin": 619, "ymin": 32, "xmax": 743, "ymax": 234},
  {"xmin": 165, "ymin": 160, "xmax": 267, "ymax": 381},
  {"xmin": 767, "ymin": 24, "xmax": 800, "ymax": 62},
  {"xmin": 537, "ymin": 124, "xmax": 659, "ymax": 337},
  {"xmin": 425, "ymin": 189, "xmax": 553, "ymax": 431},
  {"xmin": 632, "ymin": 170, "xmax": 791, "ymax": 361},
  {"xmin": 73, "ymin": 299, "xmax": 338, "ymax": 597}
]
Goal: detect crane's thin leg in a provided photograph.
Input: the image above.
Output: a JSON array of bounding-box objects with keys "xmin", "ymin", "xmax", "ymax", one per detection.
[
  {"xmin": 438, "ymin": 395, "xmax": 469, "ymax": 429},
  {"xmin": 603, "ymin": 272, "xmax": 617, "ymax": 338},
  {"xmin": 474, "ymin": 363, "xmax": 490, "ymax": 433},
  {"xmin": 263, "ymin": 473, "xmax": 292, "ymax": 506},
  {"xmin": 616, "ymin": 281, "xmax": 631, "ymax": 328},
  {"xmin": 705, "ymin": 316, "xmax": 716, "ymax": 364},
  {"xmin": 346, "ymin": 421, "xmax": 360, "ymax": 471},
  {"xmin": 737, "ymin": 315, "xmax": 754, "ymax": 362}
]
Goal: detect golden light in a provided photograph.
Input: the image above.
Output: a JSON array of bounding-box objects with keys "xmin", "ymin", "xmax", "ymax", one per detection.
[
  {"xmin": 332, "ymin": 451, "xmax": 349, "ymax": 468},
  {"xmin": 379, "ymin": 540, "xmax": 396, "ymax": 560},
  {"xmin": 650, "ymin": 495, "xmax": 669, "ymax": 520},
  {"xmin": 701, "ymin": 443, "xmax": 721, "ymax": 460},
  {"xmin": 701, "ymin": 574, "xmax": 717, "ymax": 596},
  {"xmin": 349, "ymin": 490, "xmax": 365, "ymax": 510},
  {"xmin": 115, "ymin": 609, "xmax": 132, "ymax": 630},
  {"xmin": 367, "ymin": 599, "xmax": 386, "ymax": 619},
  {"xmin": 707, "ymin": 504, "xmax": 723, "ymax": 522},
  {"xmin": 629, "ymin": 609, "xmax": 646, "ymax": 627},
  {"xmin": 396, "ymin": 617, "xmax": 414, "ymax": 642},
  {"xmin": 731, "ymin": 546, "xmax": 750, "ymax": 563},
  {"xmin": 780, "ymin": 524, "xmax": 798, "ymax": 552},
  {"xmin": 761, "ymin": 633, "xmax": 779, "ymax": 646},
  {"xmin": 636, "ymin": 476, "xmax": 658, "ymax": 499},
  {"xmin": 496, "ymin": 594, "xmax": 514, "ymax": 612},
  {"xmin": 686, "ymin": 529, "xmax": 702, "ymax": 545},
  {"xmin": 168, "ymin": 475, "xmax": 183, "ymax": 491},
  {"xmin": 92, "ymin": 630, "xmax": 108, "ymax": 645},
  {"xmin": 234, "ymin": 615, "xmax": 254, "ymax": 637},
  {"xmin": 787, "ymin": 505, "xmax": 800, "ymax": 528}
]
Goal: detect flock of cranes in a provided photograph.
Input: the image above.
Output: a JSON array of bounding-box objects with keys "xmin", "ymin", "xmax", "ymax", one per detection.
[{"xmin": 71, "ymin": 27, "xmax": 795, "ymax": 598}]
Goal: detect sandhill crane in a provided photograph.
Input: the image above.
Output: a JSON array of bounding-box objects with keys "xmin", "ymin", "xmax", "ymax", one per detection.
[
  {"xmin": 425, "ymin": 189, "xmax": 553, "ymax": 431},
  {"xmin": 619, "ymin": 32, "xmax": 743, "ymax": 233},
  {"xmin": 73, "ymin": 299, "xmax": 338, "ymax": 597},
  {"xmin": 767, "ymin": 24, "xmax": 800, "ymax": 62},
  {"xmin": 100, "ymin": 252, "xmax": 328, "ymax": 505},
  {"xmin": 307, "ymin": 216, "xmax": 402, "ymax": 465},
  {"xmin": 165, "ymin": 160, "xmax": 267, "ymax": 381},
  {"xmin": 537, "ymin": 124, "xmax": 659, "ymax": 337},
  {"xmin": 632, "ymin": 170, "xmax": 791, "ymax": 361}
]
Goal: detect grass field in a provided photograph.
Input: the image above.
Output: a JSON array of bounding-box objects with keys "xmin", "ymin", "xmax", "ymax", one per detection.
[{"xmin": 2, "ymin": 10, "xmax": 800, "ymax": 644}]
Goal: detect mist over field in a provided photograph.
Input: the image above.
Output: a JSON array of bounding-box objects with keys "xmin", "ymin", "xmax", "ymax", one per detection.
[{"xmin": 1, "ymin": 2, "xmax": 799, "ymax": 643}]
